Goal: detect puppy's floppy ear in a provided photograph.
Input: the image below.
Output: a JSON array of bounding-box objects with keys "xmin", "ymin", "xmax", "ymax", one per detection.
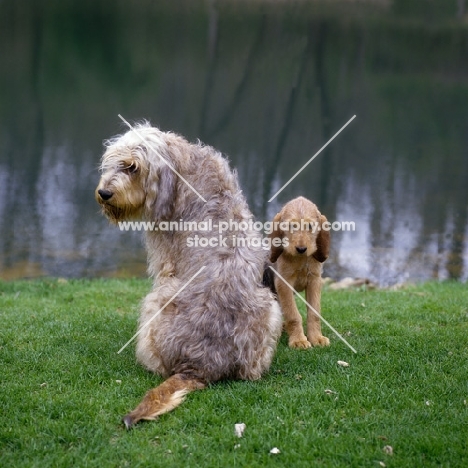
[
  {"xmin": 148, "ymin": 163, "xmax": 178, "ymax": 221},
  {"xmin": 269, "ymin": 212, "xmax": 284, "ymax": 263},
  {"xmin": 312, "ymin": 214, "xmax": 330, "ymax": 263}
]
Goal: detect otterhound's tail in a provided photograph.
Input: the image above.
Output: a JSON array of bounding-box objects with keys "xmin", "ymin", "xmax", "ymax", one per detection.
[{"xmin": 122, "ymin": 373, "xmax": 206, "ymax": 429}]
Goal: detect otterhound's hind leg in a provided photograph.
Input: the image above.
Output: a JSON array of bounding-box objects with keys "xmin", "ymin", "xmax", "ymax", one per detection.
[{"xmin": 122, "ymin": 374, "xmax": 206, "ymax": 429}]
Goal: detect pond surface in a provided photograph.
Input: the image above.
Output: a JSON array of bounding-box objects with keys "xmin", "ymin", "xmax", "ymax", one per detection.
[{"xmin": 1, "ymin": 0, "xmax": 467, "ymax": 285}]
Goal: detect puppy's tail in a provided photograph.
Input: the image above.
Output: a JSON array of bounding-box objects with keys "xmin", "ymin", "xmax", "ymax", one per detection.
[{"xmin": 122, "ymin": 373, "xmax": 206, "ymax": 429}]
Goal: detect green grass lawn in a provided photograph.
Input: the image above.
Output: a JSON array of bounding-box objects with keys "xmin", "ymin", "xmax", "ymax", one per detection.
[{"xmin": 0, "ymin": 279, "xmax": 467, "ymax": 467}]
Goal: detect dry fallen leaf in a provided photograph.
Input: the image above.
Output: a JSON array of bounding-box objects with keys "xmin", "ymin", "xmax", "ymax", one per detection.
[
  {"xmin": 234, "ymin": 423, "xmax": 246, "ymax": 438},
  {"xmin": 270, "ymin": 447, "xmax": 281, "ymax": 454},
  {"xmin": 337, "ymin": 360, "xmax": 350, "ymax": 367}
]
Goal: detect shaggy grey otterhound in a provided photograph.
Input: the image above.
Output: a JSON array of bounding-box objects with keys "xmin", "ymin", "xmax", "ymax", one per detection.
[
  {"xmin": 268, "ymin": 196, "xmax": 330, "ymax": 349},
  {"xmin": 95, "ymin": 123, "xmax": 282, "ymax": 428}
]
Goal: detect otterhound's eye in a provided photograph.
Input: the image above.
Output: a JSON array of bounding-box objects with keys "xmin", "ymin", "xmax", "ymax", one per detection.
[{"xmin": 123, "ymin": 162, "xmax": 138, "ymax": 175}]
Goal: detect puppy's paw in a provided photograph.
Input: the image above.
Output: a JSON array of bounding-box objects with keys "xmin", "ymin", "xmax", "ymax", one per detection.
[
  {"xmin": 308, "ymin": 335, "xmax": 330, "ymax": 347},
  {"xmin": 289, "ymin": 337, "xmax": 312, "ymax": 349}
]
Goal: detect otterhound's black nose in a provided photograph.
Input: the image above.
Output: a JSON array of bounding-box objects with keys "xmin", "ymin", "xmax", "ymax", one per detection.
[
  {"xmin": 98, "ymin": 189, "xmax": 113, "ymax": 201},
  {"xmin": 296, "ymin": 246, "xmax": 307, "ymax": 254}
]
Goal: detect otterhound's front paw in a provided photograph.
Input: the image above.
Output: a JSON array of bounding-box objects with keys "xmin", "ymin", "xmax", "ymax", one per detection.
[
  {"xmin": 289, "ymin": 337, "xmax": 312, "ymax": 349},
  {"xmin": 308, "ymin": 335, "xmax": 330, "ymax": 347}
]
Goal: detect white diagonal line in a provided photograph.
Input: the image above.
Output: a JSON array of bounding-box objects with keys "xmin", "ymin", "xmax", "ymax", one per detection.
[
  {"xmin": 117, "ymin": 266, "xmax": 206, "ymax": 354},
  {"xmin": 268, "ymin": 115, "xmax": 356, "ymax": 202},
  {"xmin": 269, "ymin": 266, "xmax": 357, "ymax": 354},
  {"xmin": 118, "ymin": 114, "xmax": 207, "ymax": 203}
]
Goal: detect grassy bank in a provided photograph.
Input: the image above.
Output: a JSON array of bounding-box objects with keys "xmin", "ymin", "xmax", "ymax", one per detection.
[{"xmin": 0, "ymin": 279, "xmax": 467, "ymax": 467}]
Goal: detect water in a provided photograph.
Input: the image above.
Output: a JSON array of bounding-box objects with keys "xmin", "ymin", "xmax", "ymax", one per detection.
[{"xmin": 1, "ymin": 0, "xmax": 467, "ymax": 285}]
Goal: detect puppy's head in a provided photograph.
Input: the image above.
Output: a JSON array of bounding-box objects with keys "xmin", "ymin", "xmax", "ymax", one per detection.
[
  {"xmin": 95, "ymin": 124, "xmax": 178, "ymax": 223},
  {"xmin": 269, "ymin": 196, "xmax": 330, "ymax": 263}
]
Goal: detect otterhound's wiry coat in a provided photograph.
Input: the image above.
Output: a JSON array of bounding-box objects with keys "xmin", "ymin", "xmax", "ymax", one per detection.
[
  {"xmin": 267, "ymin": 196, "xmax": 330, "ymax": 349},
  {"xmin": 95, "ymin": 123, "xmax": 282, "ymax": 428}
]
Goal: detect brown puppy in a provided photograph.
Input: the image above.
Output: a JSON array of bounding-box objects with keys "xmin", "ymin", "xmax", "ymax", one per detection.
[{"xmin": 268, "ymin": 196, "xmax": 330, "ymax": 349}]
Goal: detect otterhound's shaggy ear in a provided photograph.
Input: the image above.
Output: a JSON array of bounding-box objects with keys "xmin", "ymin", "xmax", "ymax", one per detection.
[
  {"xmin": 147, "ymin": 163, "xmax": 178, "ymax": 221},
  {"xmin": 312, "ymin": 214, "xmax": 330, "ymax": 263},
  {"xmin": 269, "ymin": 212, "xmax": 284, "ymax": 263}
]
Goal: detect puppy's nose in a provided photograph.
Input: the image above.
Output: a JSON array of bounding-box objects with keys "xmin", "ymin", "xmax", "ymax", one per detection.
[
  {"xmin": 98, "ymin": 189, "xmax": 113, "ymax": 201},
  {"xmin": 296, "ymin": 246, "xmax": 307, "ymax": 254}
]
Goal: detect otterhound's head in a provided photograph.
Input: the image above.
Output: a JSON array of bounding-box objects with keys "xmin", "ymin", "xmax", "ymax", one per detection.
[
  {"xmin": 95, "ymin": 123, "xmax": 179, "ymax": 223},
  {"xmin": 269, "ymin": 196, "xmax": 330, "ymax": 263}
]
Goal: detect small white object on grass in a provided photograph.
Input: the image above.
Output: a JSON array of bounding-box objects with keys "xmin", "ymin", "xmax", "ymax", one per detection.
[
  {"xmin": 270, "ymin": 447, "xmax": 281, "ymax": 454},
  {"xmin": 234, "ymin": 423, "xmax": 246, "ymax": 438},
  {"xmin": 383, "ymin": 445, "xmax": 393, "ymax": 455},
  {"xmin": 337, "ymin": 360, "xmax": 350, "ymax": 367}
]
